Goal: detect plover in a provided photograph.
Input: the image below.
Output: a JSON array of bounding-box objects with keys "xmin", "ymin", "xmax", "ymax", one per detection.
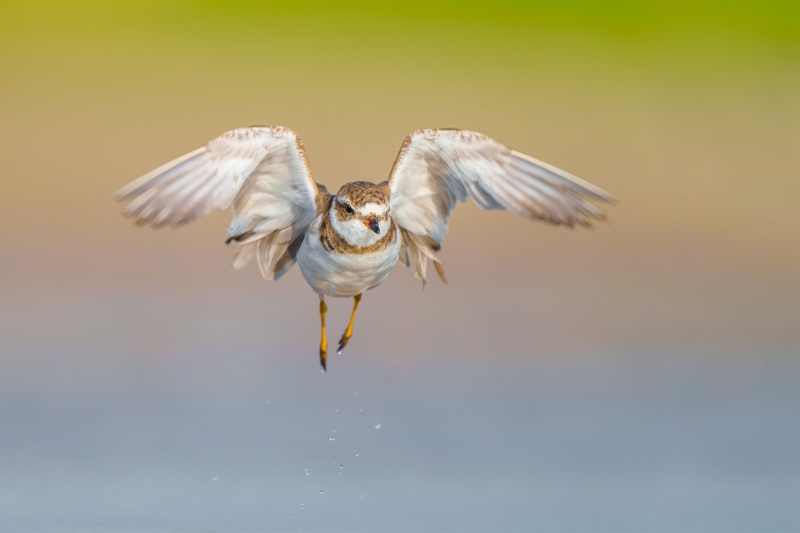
[{"xmin": 114, "ymin": 127, "xmax": 615, "ymax": 369}]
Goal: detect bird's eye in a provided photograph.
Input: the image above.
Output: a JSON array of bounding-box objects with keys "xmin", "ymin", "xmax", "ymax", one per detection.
[{"xmin": 344, "ymin": 204, "xmax": 354, "ymax": 214}]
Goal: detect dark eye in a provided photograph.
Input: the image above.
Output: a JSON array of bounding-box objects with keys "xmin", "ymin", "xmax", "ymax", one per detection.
[{"xmin": 344, "ymin": 204, "xmax": 354, "ymax": 214}]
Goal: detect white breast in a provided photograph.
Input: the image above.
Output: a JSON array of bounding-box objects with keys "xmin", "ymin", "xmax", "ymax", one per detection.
[{"xmin": 297, "ymin": 217, "xmax": 401, "ymax": 298}]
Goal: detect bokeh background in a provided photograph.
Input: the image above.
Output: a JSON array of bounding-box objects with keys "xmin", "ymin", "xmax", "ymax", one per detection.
[{"xmin": 1, "ymin": 1, "xmax": 798, "ymax": 532}]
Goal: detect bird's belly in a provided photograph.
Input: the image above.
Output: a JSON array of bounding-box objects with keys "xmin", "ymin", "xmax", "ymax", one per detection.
[{"xmin": 297, "ymin": 227, "xmax": 401, "ymax": 298}]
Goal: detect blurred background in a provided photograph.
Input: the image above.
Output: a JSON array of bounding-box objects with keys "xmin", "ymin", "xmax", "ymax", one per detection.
[{"xmin": 1, "ymin": 2, "xmax": 797, "ymax": 532}]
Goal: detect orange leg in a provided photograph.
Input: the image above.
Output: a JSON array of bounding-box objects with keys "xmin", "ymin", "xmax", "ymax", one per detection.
[
  {"xmin": 319, "ymin": 295, "xmax": 328, "ymax": 371},
  {"xmin": 337, "ymin": 294, "xmax": 362, "ymax": 354}
]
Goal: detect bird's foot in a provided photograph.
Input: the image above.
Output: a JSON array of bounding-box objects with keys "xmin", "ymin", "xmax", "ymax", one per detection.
[{"xmin": 337, "ymin": 331, "xmax": 352, "ymax": 355}]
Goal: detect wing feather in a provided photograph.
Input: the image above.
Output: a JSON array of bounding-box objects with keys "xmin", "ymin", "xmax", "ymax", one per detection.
[
  {"xmin": 114, "ymin": 126, "xmax": 322, "ymax": 280},
  {"xmin": 387, "ymin": 129, "xmax": 615, "ymax": 284}
]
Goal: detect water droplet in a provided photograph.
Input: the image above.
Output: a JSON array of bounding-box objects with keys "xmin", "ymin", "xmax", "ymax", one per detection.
[
  {"xmin": 329, "ymin": 437, "xmax": 335, "ymax": 442},
  {"xmin": 304, "ymin": 468, "xmax": 310, "ymax": 476},
  {"xmin": 358, "ymin": 408, "xmax": 363, "ymax": 412},
  {"xmin": 320, "ymin": 489, "xmax": 324, "ymax": 495},
  {"xmin": 374, "ymin": 423, "xmax": 381, "ymax": 429},
  {"xmin": 355, "ymin": 453, "xmax": 360, "ymax": 457},
  {"xmin": 293, "ymin": 515, "xmax": 297, "ymax": 519},
  {"xmin": 338, "ymin": 464, "xmax": 344, "ymax": 473},
  {"xmin": 212, "ymin": 476, "xmax": 218, "ymax": 482},
  {"xmin": 334, "ymin": 409, "xmax": 339, "ymax": 413}
]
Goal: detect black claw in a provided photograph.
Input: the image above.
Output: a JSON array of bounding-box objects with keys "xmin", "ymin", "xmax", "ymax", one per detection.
[
  {"xmin": 320, "ymin": 351, "xmax": 327, "ymax": 371},
  {"xmin": 337, "ymin": 335, "xmax": 350, "ymax": 355}
]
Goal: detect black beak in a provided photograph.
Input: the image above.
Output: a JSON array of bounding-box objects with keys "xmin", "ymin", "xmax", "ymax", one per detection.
[{"xmin": 368, "ymin": 217, "xmax": 380, "ymax": 234}]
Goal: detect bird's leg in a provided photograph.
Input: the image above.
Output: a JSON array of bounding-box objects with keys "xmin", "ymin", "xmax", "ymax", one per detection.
[
  {"xmin": 319, "ymin": 294, "xmax": 328, "ymax": 371},
  {"xmin": 337, "ymin": 294, "xmax": 362, "ymax": 354}
]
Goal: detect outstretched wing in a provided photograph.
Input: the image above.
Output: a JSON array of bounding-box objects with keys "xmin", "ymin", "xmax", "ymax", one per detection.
[
  {"xmin": 114, "ymin": 126, "xmax": 327, "ymax": 280},
  {"xmin": 384, "ymin": 129, "xmax": 615, "ymax": 285}
]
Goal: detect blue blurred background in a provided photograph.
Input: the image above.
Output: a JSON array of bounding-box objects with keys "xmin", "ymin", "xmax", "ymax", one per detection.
[{"xmin": 1, "ymin": 2, "xmax": 798, "ymax": 531}]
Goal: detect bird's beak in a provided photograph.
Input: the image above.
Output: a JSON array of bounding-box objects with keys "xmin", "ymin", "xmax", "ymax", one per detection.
[{"xmin": 367, "ymin": 217, "xmax": 380, "ymax": 234}]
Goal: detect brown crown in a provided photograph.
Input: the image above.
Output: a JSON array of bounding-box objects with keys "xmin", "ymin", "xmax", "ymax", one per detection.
[{"xmin": 335, "ymin": 181, "xmax": 388, "ymax": 210}]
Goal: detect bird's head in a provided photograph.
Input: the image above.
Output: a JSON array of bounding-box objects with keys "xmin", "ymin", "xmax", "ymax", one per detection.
[{"xmin": 331, "ymin": 182, "xmax": 391, "ymax": 247}]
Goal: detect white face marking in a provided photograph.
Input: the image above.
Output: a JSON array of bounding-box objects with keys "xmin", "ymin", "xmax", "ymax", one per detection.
[
  {"xmin": 357, "ymin": 202, "xmax": 388, "ymax": 217},
  {"xmin": 377, "ymin": 217, "xmax": 391, "ymax": 236},
  {"xmin": 330, "ymin": 201, "xmax": 385, "ymax": 248}
]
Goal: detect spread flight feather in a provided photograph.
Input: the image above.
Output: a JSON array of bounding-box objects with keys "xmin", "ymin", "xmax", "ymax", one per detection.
[{"xmin": 114, "ymin": 126, "xmax": 615, "ymax": 285}]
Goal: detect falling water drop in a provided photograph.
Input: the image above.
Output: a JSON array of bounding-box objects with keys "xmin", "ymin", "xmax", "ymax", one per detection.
[
  {"xmin": 304, "ymin": 468, "xmax": 310, "ymax": 476},
  {"xmin": 355, "ymin": 453, "xmax": 360, "ymax": 457},
  {"xmin": 320, "ymin": 489, "xmax": 325, "ymax": 495},
  {"xmin": 374, "ymin": 423, "xmax": 381, "ymax": 429}
]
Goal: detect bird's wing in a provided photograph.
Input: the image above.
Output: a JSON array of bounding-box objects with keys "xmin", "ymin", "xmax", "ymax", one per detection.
[
  {"xmin": 114, "ymin": 126, "xmax": 327, "ymax": 280},
  {"xmin": 384, "ymin": 128, "xmax": 615, "ymax": 285}
]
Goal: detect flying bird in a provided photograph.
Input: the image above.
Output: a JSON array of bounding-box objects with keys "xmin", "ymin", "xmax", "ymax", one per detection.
[{"xmin": 114, "ymin": 127, "xmax": 615, "ymax": 370}]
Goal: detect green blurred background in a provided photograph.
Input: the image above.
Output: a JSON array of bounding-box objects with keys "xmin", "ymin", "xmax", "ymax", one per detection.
[{"xmin": 1, "ymin": 1, "xmax": 797, "ymax": 532}]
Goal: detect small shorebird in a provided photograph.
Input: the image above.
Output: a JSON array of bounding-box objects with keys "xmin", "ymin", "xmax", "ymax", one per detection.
[{"xmin": 114, "ymin": 127, "xmax": 614, "ymax": 369}]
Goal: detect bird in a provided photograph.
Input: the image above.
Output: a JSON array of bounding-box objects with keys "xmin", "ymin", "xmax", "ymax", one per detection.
[{"xmin": 113, "ymin": 126, "xmax": 615, "ymax": 370}]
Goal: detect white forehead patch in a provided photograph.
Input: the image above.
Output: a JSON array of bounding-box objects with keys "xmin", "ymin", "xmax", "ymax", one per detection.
[{"xmin": 357, "ymin": 202, "xmax": 388, "ymax": 216}]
